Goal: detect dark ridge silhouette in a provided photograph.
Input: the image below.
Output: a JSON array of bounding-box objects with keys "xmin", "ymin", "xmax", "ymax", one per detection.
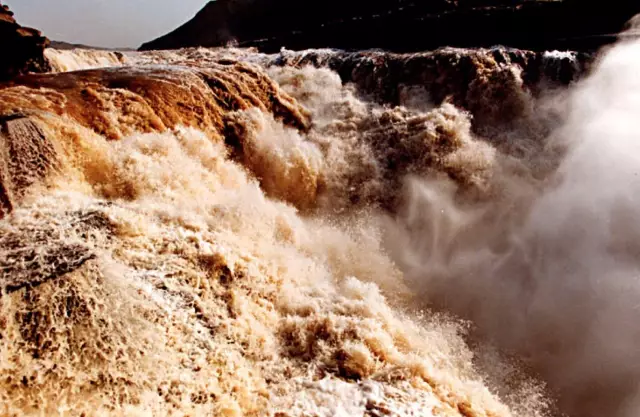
[
  {"xmin": 140, "ymin": 0, "xmax": 640, "ymax": 52},
  {"xmin": 49, "ymin": 41, "xmax": 135, "ymax": 51},
  {"xmin": 0, "ymin": 3, "xmax": 50, "ymax": 80}
]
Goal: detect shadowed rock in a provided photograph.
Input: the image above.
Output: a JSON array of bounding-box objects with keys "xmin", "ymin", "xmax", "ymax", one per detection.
[
  {"xmin": 0, "ymin": 239, "xmax": 95, "ymax": 294},
  {"xmin": 140, "ymin": 0, "xmax": 640, "ymax": 53},
  {"xmin": 0, "ymin": 3, "xmax": 50, "ymax": 80},
  {"xmin": 0, "ymin": 209, "xmax": 114, "ymax": 294},
  {"xmin": 269, "ymin": 47, "xmax": 589, "ymax": 134}
]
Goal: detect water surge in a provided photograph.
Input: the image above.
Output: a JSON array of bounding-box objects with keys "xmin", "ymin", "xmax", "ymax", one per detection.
[{"xmin": 0, "ymin": 32, "xmax": 638, "ymax": 417}]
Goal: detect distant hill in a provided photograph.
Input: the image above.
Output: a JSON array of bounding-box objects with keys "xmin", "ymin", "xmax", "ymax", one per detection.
[
  {"xmin": 50, "ymin": 40, "xmax": 134, "ymax": 51},
  {"xmin": 140, "ymin": 0, "xmax": 640, "ymax": 53}
]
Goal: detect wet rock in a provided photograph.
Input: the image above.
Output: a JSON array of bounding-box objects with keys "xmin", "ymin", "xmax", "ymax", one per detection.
[
  {"xmin": 0, "ymin": 226, "xmax": 95, "ymax": 294},
  {"xmin": 0, "ymin": 114, "xmax": 58, "ymax": 217},
  {"xmin": 1, "ymin": 62, "xmax": 309, "ymax": 141}
]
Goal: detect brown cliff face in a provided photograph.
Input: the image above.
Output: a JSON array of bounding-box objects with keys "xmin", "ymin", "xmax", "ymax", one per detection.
[
  {"xmin": 140, "ymin": 0, "xmax": 640, "ymax": 53},
  {"xmin": 0, "ymin": 4, "xmax": 50, "ymax": 80}
]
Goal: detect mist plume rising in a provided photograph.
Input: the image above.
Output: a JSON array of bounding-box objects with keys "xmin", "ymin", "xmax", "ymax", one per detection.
[{"xmin": 387, "ymin": 33, "xmax": 640, "ymax": 417}]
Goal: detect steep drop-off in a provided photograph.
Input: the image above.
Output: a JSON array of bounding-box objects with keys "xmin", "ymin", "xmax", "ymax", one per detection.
[{"xmin": 0, "ymin": 54, "xmax": 548, "ymax": 417}]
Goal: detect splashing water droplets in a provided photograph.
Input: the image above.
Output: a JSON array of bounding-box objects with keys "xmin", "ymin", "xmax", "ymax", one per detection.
[{"xmin": 2, "ymin": 33, "xmax": 640, "ymax": 417}]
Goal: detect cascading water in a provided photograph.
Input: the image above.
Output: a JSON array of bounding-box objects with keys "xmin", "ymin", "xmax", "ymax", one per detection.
[
  {"xmin": 1, "ymin": 24, "xmax": 638, "ymax": 417},
  {"xmin": 386, "ymin": 34, "xmax": 640, "ymax": 417}
]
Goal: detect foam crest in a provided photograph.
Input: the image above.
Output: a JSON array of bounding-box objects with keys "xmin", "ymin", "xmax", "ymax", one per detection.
[
  {"xmin": 3, "ymin": 34, "xmax": 620, "ymax": 417},
  {"xmin": 45, "ymin": 48, "xmax": 127, "ymax": 72},
  {"xmin": 0, "ymin": 119, "xmax": 528, "ymax": 415}
]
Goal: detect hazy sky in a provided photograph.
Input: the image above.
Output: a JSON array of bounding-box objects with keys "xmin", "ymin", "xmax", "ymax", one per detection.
[{"xmin": 6, "ymin": 0, "xmax": 207, "ymax": 48}]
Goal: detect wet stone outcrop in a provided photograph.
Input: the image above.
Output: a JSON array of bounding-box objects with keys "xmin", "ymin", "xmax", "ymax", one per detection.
[
  {"xmin": 0, "ymin": 4, "xmax": 51, "ymax": 81},
  {"xmin": 0, "ymin": 114, "xmax": 58, "ymax": 218},
  {"xmin": 0, "ymin": 225, "xmax": 95, "ymax": 294},
  {"xmin": 0, "ymin": 62, "xmax": 310, "ymax": 141}
]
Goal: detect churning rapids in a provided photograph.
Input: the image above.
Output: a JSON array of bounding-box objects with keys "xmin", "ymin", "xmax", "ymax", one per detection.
[{"xmin": 0, "ymin": 28, "xmax": 639, "ymax": 417}]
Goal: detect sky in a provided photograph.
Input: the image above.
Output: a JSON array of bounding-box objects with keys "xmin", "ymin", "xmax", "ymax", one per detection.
[{"xmin": 6, "ymin": 0, "xmax": 207, "ymax": 48}]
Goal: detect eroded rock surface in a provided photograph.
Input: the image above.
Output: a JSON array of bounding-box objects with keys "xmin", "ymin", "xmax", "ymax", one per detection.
[{"xmin": 0, "ymin": 115, "xmax": 57, "ymax": 217}]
